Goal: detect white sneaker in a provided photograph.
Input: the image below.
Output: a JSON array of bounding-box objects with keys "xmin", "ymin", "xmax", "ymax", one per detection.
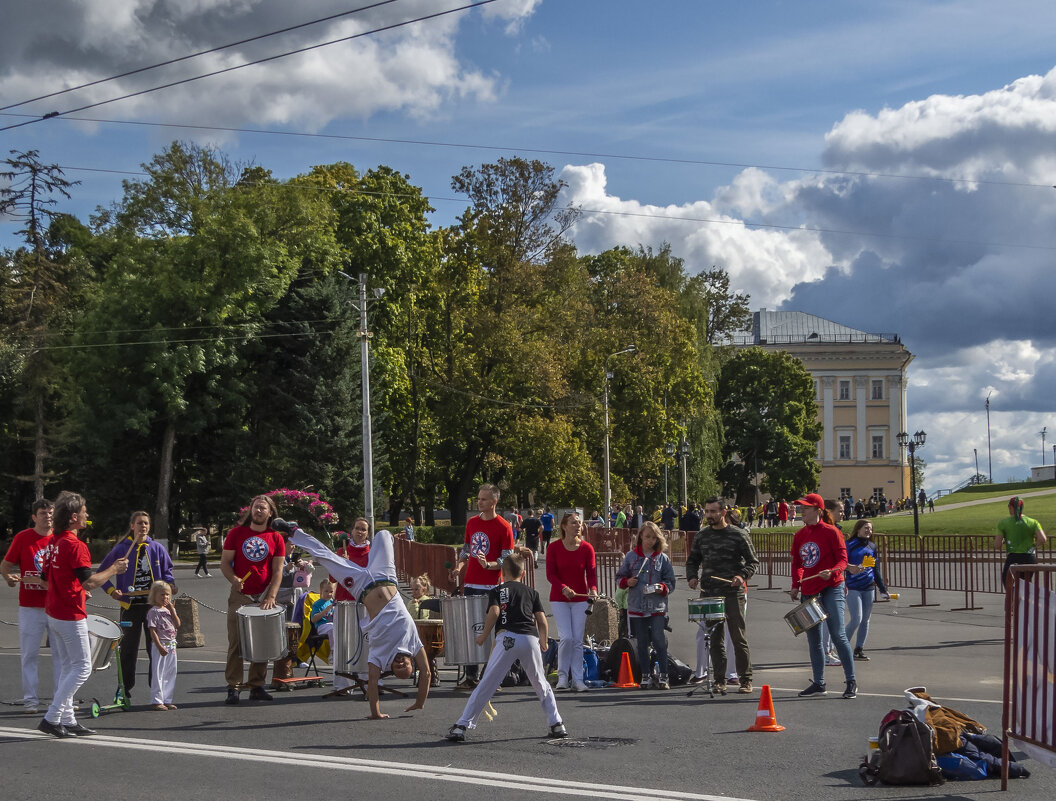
[
  {"xmin": 571, "ymin": 680, "xmax": 589, "ymax": 692},
  {"xmin": 555, "ymin": 676, "xmax": 569, "ymax": 690},
  {"xmin": 825, "ymin": 654, "xmax": 842, "ymax": 666}
]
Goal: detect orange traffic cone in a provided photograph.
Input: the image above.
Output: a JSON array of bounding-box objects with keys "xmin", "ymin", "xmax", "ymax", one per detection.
[
  {"xmin": 747, "ymin": 684, "xmax": 785, "ymax": 732},
  {"xmin": 612, "ymin": 651, "xmax": 639, "ymax": 688}
]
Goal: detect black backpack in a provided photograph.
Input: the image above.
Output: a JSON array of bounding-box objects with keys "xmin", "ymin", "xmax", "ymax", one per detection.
[{"xmin": 873, "ymin": 710, "xmax": 945, "ymax": 786}]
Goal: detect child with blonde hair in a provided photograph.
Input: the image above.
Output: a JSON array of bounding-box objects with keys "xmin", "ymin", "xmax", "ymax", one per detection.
[{"xmin": 146, "ymin": 581, "xmax": 181, "ymax": 710}]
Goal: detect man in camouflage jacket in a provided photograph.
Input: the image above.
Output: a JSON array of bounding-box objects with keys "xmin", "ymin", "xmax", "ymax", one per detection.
[{"xmin": 685, "ymin": 497, "xmax": 760, "ymax": 694}]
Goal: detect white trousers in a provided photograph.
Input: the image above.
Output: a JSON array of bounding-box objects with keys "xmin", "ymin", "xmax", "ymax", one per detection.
[
  {"xmin": 18, "ymin": 606, "xmax": 49, "ymax": 707},
  {"xmin": 150, "ymin": 642, "xmax": 178, "ymax": 705},
  {"xmin": 46, "ymin": 616, "xmax": 91, "ymax": 726},
  {"xmin": 456, "ymin": 631, "xmax": 561, "ymax": 731},
  {"xmin": 694, "ymin": 597, "xmax": 748, "ymax": 679},
  {"xmin": 550, "ymin": 601, "xmax": 587, "ymax": 683}
]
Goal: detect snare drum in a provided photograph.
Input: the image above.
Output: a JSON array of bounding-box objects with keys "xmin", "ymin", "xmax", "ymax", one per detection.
[
  {"xmin": 86, "ymin": 615, "xmax": 122, "ymax": 671},
  {"xmin": 689, "ymin": 596, "xmax": 725, "ymax": 622},
  {"xmin": 783, "ymin": 597, "xmax": 827, "ymax": 636}
]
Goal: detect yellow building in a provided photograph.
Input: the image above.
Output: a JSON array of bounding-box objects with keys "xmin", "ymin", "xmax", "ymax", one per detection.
[{"xmin": 735, "ymin": 310, "xmax": 914, "ymax": 504}]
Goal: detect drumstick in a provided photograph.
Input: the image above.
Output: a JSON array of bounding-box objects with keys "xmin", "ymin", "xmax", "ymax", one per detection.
[
  {"xmin": 706, "ymin": 576, "xmax": 734, "ymax": 584},
  {"xmin": 239, "ymin": 570, "xmax": 251, "ymax": 586},
  {"xmin": 123, "ymin": 536, "xmax": 142, "ymax": 560}
]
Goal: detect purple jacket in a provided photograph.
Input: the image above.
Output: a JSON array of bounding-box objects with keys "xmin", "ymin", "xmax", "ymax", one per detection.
[{"xmin": 99, "ymin": 536, "xmax": 175, "ymax": 610}]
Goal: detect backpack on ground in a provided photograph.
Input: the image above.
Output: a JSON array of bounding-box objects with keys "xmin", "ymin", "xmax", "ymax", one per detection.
[{"xmin": 873, "ymin": 710, "xmax": 945, "ymax": 786}]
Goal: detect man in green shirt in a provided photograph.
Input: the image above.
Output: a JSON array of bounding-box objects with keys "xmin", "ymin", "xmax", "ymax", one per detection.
[{"xmin": 993, "ymin": 496, "xmax": 1047, "ymax": 586}]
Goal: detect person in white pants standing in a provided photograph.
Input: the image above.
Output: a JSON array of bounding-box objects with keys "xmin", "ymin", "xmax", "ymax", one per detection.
[
  {"xmin": 1, "ymin": 499, "xmax": 54, "ymax": 714},
  {"xmin": 545, "ymin": 512, "xmax": 598, "ymax": 692},
  {"xmin": 146, "ymin": 581, "xmax": 181, "ymax": 710},
  {"xmin": 447, "ymin": 554, "xmax": 566, "ymax": 742},
  {"xmin": 40, "ymin": 491, "xmax": 128, "ymax": 738}
]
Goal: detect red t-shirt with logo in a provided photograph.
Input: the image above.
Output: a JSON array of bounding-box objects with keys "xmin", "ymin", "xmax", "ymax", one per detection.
[
  {"xmin": 224, "ymin": 525, "xmax": 286, "ymax": 596},
  {"xmin": 791, "ymin": 521, "xmax": 847, "ymax": 596},
  {"xmin": 43, "ymin": 530, "xmax": 92, "ymax": 621},
  {"xmin": 4, "ymin": 528, "xmax": 52, "ymax": 608},
  {"xmin": 463, "ymin": 514, "xmax": 515, "ymax": 588},
  {"xmin": 333, "ymin": 542, "xmax": 369, "ymax": 601}
]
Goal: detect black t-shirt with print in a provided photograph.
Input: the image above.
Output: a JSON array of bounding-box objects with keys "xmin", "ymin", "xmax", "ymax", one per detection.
[{"xmin": 487, "ymin": 580, "xmax": 542, "ymax": 636}]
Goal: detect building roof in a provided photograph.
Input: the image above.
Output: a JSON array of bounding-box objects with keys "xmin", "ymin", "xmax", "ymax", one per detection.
[{"xmin": 725, "ymin": 310, "xmax": 900, "ymax": 346}]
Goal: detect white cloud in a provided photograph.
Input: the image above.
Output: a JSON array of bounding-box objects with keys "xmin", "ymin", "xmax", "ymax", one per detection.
[{"xmin": 0, "ymin": 0, "xmax": 536, "ymax": 129}]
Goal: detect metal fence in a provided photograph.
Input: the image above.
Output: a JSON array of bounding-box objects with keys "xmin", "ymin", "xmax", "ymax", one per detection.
[{"xmin": 1002, "ymin": 566, "xmax": 1055, "ymax": 789}]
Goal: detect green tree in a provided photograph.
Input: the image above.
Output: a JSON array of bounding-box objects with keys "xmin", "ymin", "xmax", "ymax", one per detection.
[{"xmin": 716, "ymin": 347, "xmax": 822, "ymax": 504}]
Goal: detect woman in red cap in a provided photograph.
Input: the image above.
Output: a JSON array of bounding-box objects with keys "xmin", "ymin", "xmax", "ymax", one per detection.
[{"xmin": 789, "ymin": 493, "xmax": 857, "ymax": 699}]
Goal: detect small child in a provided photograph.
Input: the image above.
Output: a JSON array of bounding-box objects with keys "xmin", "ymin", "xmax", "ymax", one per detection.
[
  {"xmin": 310, "ymin": 579, "xmax": 337, "ymax": 652},
  {"xmin": 404, "ymin": 573, "xmax": 435, "ymax": 620},
  {"xmin": 616, "ymin": 521, "xmax": 676, "ymax": 689},
  {"xmin": 146, "ymin": 581, "xmax": 181, "ymax": 711},
  {"xmin": 446, "ymin": 554, "xmax": 566, "ymax": 742}
]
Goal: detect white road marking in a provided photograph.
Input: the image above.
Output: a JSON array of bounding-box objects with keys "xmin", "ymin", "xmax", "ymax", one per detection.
[{"xmin": 0, "ymin": 726, "xmax": 756, "ymax": 801}]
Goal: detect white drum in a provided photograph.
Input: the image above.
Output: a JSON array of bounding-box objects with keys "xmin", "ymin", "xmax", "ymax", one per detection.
[
  {"xmin": 87, "ymin": 615, "xmax": 122, "ymax": 671},
  {"xmin": 333, "ymin": 601, "xmax": 369, "ymax": 677},
  {"xmin": 236, "ymin": 605, "xmax": 288, "ymax": 663}
]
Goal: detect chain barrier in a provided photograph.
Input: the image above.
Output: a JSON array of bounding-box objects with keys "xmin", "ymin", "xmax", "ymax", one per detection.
[{"xmin": 174, "ymin": 592, "xmax": 228, "ymax": 616}]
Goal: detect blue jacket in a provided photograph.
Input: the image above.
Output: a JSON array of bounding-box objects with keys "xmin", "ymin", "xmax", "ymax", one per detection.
[
  {"xmin": 616, "ymin": 547, "xmax": 676, "ymax": 616},
  {"xmin": 99, "ymin": 536, "xmax": 175, "ymax": 609},
  {"xmin": 845, "ymin": 536, "xmax": 887, "ymax": 593}
]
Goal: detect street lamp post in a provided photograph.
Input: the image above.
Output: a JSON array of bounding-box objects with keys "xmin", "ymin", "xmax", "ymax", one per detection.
[
  {"xmin": 974, "ymin": 448, "xmax": 979, "ymax": 484},
  {"xmin": 603, "ymin": 346, "xmax": 637, "ymax": 522},
  {"xmin": 339, "ymin": 270, "xmax": 384, "ymax": 527},
  {"xmin": 898, "ymin": 430, "xmax": 927, "ymax": 538},
  {"xmin": 985, "ymin": 393, "xmax": 993, "ymax": 483},
  {"xmin": 679, "ymin": 438, "xmax": 690, "ymax": 510},
  {"xmin": 1042, "ymin": 427, "xmax": 1048, "ymax": 465},
  {"xmin": 664, "ymin": 443, "xmax": 675, "ymax": 503}
]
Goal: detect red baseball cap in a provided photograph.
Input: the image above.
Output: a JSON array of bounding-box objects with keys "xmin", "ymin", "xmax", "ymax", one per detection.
[{"xmin": 794, "ymin": 493, "xmax": 825, "ymax": 510}]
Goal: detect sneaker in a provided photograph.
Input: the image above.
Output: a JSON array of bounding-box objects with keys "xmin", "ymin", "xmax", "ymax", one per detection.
[
  {"xmin": 842, "ymin": 680, "xmax": 858, "ymax": 699},
  {"xmin": 854, "ymin": 647, "xmax": 870, "ymax": 661},
  {"xmin": 37, "ymin": 719, "xmax": 70, "ymax": 738},
  {"xmin": 23, "ymin": 705, "xmax": 38, "ymax": 714},
  {"xmin": 688, "ymin": 675, "xmax": 706, "ymax": 685},
  {"xmin": 798, "ymin": 681, "xmax": 828, "ymax": 697},
  {"xmin": 657, "ymin": 676, "xmax": 670, "ymax": 690},
  {"xmin": 65, "ymin": 723, "xmax": 97, "ymax": 736},
  {"xmin": 248, "ymin": 687, "xmax": 274, "ymax": 702},
  {"xmin": 571, "ymin": 680, "xmax": 589, "ymax": 693},
  {"xmin": 225, "ymin": 688, "xmax": 240, "ymax": 705},
  {"xmin": 555, "ymin": 676, "xmax": 569, "ymax": 690},
  {"xmin": 825, "ymin": 653, "xmax": 842, "ymax": 666},
  {"xmin": 456, "ymin": 677, "xmax": 477, "ymax": 690},
  {"xmin": 548, "ymin": 722, "xmax": 568, "ymax": 738},
  {"xmin": 446, "ymin": 724, "xmax": 467, "ymax": 742},
  {"xmin": 431, "ymin": 674, "xmax": 442, "ymax": 688},
  {"xmin": 714, "ymin": 681, "xmax": 727, "ymax": 695},
  {"xmin": 738, "ymin": 681, "xmax": 753, "ymax": 694}
]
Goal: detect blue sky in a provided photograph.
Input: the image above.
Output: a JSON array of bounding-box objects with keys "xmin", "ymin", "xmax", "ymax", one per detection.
[{"xmin": 3, "ymin": 0, "xmax": 1055, "ymax": 494}]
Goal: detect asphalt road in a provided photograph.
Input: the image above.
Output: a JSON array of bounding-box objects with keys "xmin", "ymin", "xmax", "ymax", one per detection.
[{"xmin": 1, "ymin": 561, "xmax": 1052, "ymax": 801}]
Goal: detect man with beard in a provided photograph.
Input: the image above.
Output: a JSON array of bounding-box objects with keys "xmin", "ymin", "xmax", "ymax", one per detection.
[
  {"xmin": 221, "ymin": 495, "xmax": 286, "ymax": 705},
  {"xmin": 685, "ymin": 498, "xmax": 759, "ymax": 694}
]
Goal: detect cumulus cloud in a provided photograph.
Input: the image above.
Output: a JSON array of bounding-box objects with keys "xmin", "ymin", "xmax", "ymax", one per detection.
[
  {"xmin": 559, "ymin": 66, "xmax": 1056, "ymax": 489},
  {"xmin": 0, "ymin": 0, "xmax": 536, "ymax": 129}
]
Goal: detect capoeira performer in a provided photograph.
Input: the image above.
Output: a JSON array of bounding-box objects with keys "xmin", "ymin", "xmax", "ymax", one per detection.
[
  {"xmin": 446, "ymin": 554, "xmax": 566, "ymax": 742},
  {"xmin": 277, "ymin": 521, "xmax": 429, "ymax": 719}
]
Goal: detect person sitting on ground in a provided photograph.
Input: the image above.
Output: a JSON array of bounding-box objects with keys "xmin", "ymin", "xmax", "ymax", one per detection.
[
  {"xmin": 281, "ymin": 524, "xmax": 430, "ymax": 719},
  {"xmin": 446, "ymin": 554, "xmax": 566, "ymax": 742}
]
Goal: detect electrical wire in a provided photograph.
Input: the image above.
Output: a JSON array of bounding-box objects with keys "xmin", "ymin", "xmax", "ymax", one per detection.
[
  {"xmin": 0, "ymin": 1, "xmax": 402, "ymax": 113},
  {"xmin": 0, "ymin": 0, "xmax": 498, "ymax": 134}
]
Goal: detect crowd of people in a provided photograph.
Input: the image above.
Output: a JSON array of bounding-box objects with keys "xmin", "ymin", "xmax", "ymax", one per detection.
[{"xmin": 1, "ymin": 485, "xmax": 1044, "ymax": 743}]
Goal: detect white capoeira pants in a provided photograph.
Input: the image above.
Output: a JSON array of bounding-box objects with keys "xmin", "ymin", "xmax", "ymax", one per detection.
[
  {"xmin": 290, "ymin": 529, "xmax": 396, "ymax": 600},
  {"xmin": 456, "ymin": 631, "xmax": 561, "ymax": 730},
  {"xmin": 45, "ymin": 616, "xmax": 91, "ymax": 727},
  {"xmin": 18, "ymin": 605, "xmax": 49, "ymax": 708},
  {"xmin": 150, "ymin": 642, "xmax": 178, "ymax": 705}
]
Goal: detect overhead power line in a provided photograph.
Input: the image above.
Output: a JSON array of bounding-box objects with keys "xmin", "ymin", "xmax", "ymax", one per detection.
[
  {"xmin": 0, "ymin": 0, "xmax": 498, "ymax": 134},
  {"xmin": 0, "ymin": 1, "xmax": 401, "ymax": 113}
]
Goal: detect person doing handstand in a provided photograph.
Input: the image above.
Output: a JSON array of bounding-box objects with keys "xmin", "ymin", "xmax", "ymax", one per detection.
[{"xmin": 280, "ymin": 523, "xmax": 429, "ymax": 719}]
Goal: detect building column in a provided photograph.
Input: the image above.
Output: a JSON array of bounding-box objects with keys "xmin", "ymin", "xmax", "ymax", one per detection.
[
  {"xmin": 822, "ymin": 376, "xmax": 834, "ymax": 462},
  {"xmin": 888, "ymin": 374, "xmax": 902, "ymax": 462},
  {"xmin": 855, "ymin": 375, "xmax": 868, "ymax": 461}
]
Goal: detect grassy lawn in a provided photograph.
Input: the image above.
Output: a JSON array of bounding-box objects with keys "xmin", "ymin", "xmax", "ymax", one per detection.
[
  {"xmin": 934, "ymin": 479, "xmax": 1056, "ymax": 506},
  {"xmin": 761, "ymin": 493, "xmax": 1054, "ymax": 537}
]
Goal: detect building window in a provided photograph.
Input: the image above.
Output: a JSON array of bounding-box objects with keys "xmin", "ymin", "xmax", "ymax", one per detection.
[
  {"xmin": 838, "ymin": 380, "xmax": 851, "ymax": 401},
  {"xmin": 873, "ymin": 487, "xmax": 885, "ymax": 502},
  {"xmin": 871, "ymin": 379, "xmax": 884, "ymax": 400},
  {"xmin": 839, "ymin": 435, "xmax": 852, "ymax": 460},
  {"xmin": 871, "ymin": 435, "xmax": 885, "ymax": 459},
  {"xmin": 840, "ymin": 487, "xmax": 852, "ymax": 499}
]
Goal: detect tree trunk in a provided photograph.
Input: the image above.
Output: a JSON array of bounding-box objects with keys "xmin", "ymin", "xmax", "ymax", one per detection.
[
  {"xmin": 33, "ymin": 389, "xmax": 45, "ymax": 499},
  {"xmin": 154, "ymin": 420, "xmax": 176, "ymax": 543}
]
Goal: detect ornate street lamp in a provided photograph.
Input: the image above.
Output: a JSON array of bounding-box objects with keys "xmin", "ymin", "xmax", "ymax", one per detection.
[{"xmin": 898, "ymin": 430, "xmax": 926, "ymax": 538}]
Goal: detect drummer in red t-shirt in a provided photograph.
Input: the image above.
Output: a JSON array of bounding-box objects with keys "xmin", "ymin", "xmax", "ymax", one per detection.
[
  {"xmin": 789, "ymin": 493, "xmax": 857, "ymax": 700},
  {"xmin": 451, "ymin": 484, "xmax": 532, "ymax": 689},
  {"xmin": 220, "ymin": 494, "xmax": 286, "ymax": 705},
  {"xmin": 1, "ymin": 499, "xmax": 54, "ymax": 714},
  {"xmin": 38, "ymin": 491, "xmax": 128, "ymax": 738}
]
